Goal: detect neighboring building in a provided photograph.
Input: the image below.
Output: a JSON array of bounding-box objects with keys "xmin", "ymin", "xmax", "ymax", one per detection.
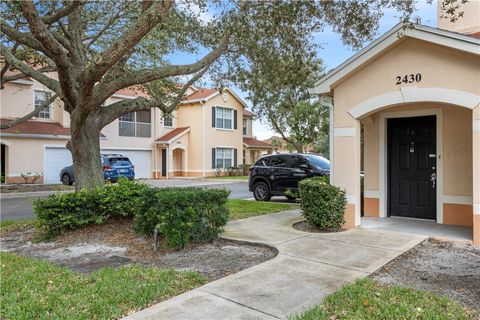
[
  {"xmin": 242, "ymin": 109, "xmax": 274, "ymax": 164},
  {"xmin": 0, "ymin": 77, "xmax": 270, "ymax": 183},
  {"xmin": 311, "ymin": 2, "xmax": 480, "ymax": 243},
  {"xmin": 263, "ymin": 136, "xmax": 316, "ymax": 154}
]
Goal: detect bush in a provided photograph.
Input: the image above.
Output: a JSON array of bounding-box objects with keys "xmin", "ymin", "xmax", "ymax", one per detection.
[
  {"xmin": 298, "ymin": 177, "xmax": 347, "ymax": 230},
  {"xmin": 134, "ymin": 187, "xmax": 230, "ymax": 249},
  {"xmin": 34, "ymin": 178, "xmax": 149, "ymax": 239}
]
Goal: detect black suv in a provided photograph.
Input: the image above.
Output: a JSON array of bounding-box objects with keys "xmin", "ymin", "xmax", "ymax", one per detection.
[{"xmin": 248, "ymin": 153, "xmax": 330, "ymax": 201}]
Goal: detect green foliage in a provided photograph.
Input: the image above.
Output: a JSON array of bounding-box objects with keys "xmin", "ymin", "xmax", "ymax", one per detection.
[
  {"xmin": 298, "ymin": 177, "xmax": 346, "ymax": 230},
  {"xmin": 290, "ymin": 278, "xmax": 474, "ymax": 320},
  {"xmin": 134, "ymin": 188, "xmax": 230, "ymax": 249},
  {"xmin": 33, "ymin": 178, "xmax": 150, "ymax": 239},
  {"xmin": 0, "ymin": 252, "xmax": 206, "ymax": 320}
]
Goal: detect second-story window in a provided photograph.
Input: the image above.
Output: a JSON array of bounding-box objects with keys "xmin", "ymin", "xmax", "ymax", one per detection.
[
  {"xmin": 119, "ymin": 111, "xmax": 151, "ymax": 137},
  {"xmin": 243, "ymin": 118, "xmax": 247, "ymax": 135},
  {"xmin": 163, "ymin": 113, "xmax": 173, "ymax": 127},
  {"xmin": 215, "ymin": 107, "xmax": 233, "ymax": 129},
  {"xmin": 34, "ymin": 90, "xmax": 52, "ymax": 119}
]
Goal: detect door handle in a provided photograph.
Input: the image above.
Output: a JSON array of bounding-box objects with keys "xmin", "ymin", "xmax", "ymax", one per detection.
[{"xmin": 430, "ymin": 172, "xmax": 437, "ymax": 189}]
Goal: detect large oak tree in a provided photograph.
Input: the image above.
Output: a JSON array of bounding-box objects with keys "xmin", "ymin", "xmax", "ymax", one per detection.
[{"xmin": 2, "ymin": 0, "xmax": 450, "ymax": 190}]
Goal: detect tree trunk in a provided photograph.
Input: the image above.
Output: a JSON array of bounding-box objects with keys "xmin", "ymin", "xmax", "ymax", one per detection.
[{"xmin": 68, "ymin": 111, "xmax": 104, "ymax": 191}]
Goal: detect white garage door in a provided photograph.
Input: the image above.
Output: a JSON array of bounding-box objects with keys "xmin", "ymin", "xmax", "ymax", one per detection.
[
  {"xmin": 44, "ymin": 147, "xmax": 72, "ymax": 184},
  {"xmin": 101, "ymin": 149, "xmax": 152, "ymax": 179}
]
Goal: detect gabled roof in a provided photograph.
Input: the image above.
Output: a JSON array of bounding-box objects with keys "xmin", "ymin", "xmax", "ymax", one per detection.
[
  {"xmin": 243, "ymin": 109, "xmax": 254, "ymax": 117},
  {"xmin": 155, "ymin": 127, "xmax": 190, "ymax": 144},
  {"xmin": 311, "ymin": 23, "xmax": 480, "ymax": 95},
  {"xmin": 180, "ymin": 87, "xmax": 248, "ymax": 109},
  {"xmin": 0, "ymin": 119, "xmax": 105, "ymax": 138},
  {"xmin": 243, "ymin": 137, "xmax": 274, "ymax": 149}
]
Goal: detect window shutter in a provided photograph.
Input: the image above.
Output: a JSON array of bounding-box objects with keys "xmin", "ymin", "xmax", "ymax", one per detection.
[
  {"xmin": 212, "ymin": 148, "xmax": 216, "ymax": 169},
  {"xmin": 233, "ymin": 110, "xmax": 238, "ymax": 129},
  {"xmin": 234, "ymin": 148, "xmax": 238, "ymax": 167},
  {"xmin": 212, "ymin": 107, "xmax": 216, "ymax": 128}
]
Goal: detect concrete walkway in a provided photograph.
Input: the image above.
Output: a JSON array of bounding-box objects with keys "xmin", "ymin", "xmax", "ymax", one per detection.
[{"xmin": 124, "ymin": 210, "xmax": 426, "ymax": 320}]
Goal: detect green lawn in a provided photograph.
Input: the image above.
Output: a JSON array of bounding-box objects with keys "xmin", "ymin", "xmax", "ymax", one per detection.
[
  {"xmin": 208, "ymin": 175, "xmax": 249, "ymax": 181},
  {"xmin": 0, "ymin": 219, "xmax": 35, "ymax": 233},
  {"xmin": 0, "ymin": 252, "xmax": 206, "ymax": 320},
  {"xmin": 227, "ymin": 199, "xmax": 295, "ymax": 220},
  {"xmin": 290, "ymin": 278, "xmax": 474, "ymax": 320}
]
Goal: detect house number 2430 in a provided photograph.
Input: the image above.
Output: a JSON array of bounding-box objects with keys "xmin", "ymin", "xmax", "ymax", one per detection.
[{"xmin": 395, "ymin": 73, "xmax": 422, "ymax": 85}]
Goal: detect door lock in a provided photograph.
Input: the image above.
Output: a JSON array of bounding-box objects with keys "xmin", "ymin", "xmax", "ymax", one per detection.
[{"xmin": 430, "ymin": 172, "xmax": 437, "ymax": 189}]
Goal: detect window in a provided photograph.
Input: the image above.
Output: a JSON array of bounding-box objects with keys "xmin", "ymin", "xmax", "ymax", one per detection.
[
  {"xmin": 163, "ymin": 113, "xmax": 173, "ymax": 127},
  {"xmin": 269, "ymin": 155, "xmax": 289, "ymax": 167},
  {"xmin": 243, "ymin": 118, "xmax": 247, "ymax": 135},
  {"xmin": 34, "ymin": 90, "xmax": 52, "ymax": 119},
  {"xmin": 215, "ymin": 107, "xmax": 233, "ymax": 129},
  {"xmin": 304, "ymin": 155, "xmax": 330, "ymax": 170},
  {"xmin": 119, "ymin": 111, "xmax": 151, "ymax": 137},
  {"xmin": 216, "ymin": 148, "xmax": 233, "ymax": 168}
]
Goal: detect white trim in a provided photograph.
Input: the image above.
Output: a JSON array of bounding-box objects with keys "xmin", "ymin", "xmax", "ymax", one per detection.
[
  {"xmin": 214, "ymin": 106, "xmax": 235, "ymax": 130},
  {"xmin": 379, "ymin": 108, "xmax": 443, "ymax": 223},
  {"xmin": 311, "ymin": 23, "xmax": 480, "ymax": 95},
  {"xmin": 0, "ymin": 133, "xmax": 70, "ymax": 140},
  {"xmin": 180, "ymin": 92, "xmax": 220, "ymax": 104},
  {"xmin": 333, "ymin": 127, "xmax": 356, "ymax": 137},
  {"xmin": 364, "ymin": 190, "xmax": 380, "ymax": 198},
  {"xmin": 443, "ymin": 195, "xmax": 473, "ymax": 205},
  {"xmin": 171, "ymin": 145, "xmax": 187, "ymax": 151},
  {"xmin": 349, "ymin": 88, "xmax": 480, "ymax": 119},
  {"xmin": 33, "ymin": 89, "xmax": 53, "ymax": 120},
  {"xmin": 111, "ymin": 93, "xmax": 137, "ymax": 100},
  {"xmin": 11, "ymin": 79, "xmax": 33, "ymax": 85},
  {"xmin": 474, "ymin": 120, "xmax": 480, "ymax": 132},
  {"xmin": 0, "ymin": 138, "xmax": 12, "ymax": 146},
  {"xmin": 474, "ymin": 204, "xmax": 480, "ymax": 215}
]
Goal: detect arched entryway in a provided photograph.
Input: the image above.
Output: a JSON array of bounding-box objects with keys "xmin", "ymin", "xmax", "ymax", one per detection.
[{"xmin": 172, "ymin": 148, "xmax": 185, "ymax": 177}]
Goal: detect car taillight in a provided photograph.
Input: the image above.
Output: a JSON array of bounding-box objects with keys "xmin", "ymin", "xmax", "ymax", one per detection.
[{"xmin": 103, "ymin": 165, "xmax": 112, "ymax": 171}]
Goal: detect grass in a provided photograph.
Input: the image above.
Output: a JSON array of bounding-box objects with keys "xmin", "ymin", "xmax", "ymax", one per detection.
[
  {"xmin": 208, "ymin": 175, "xmax": 249, "ymax": 181},
  {"xmin": 227, "ymin": 199, "xmax": 295, "ymax": 220},
  {"xmin": 0, "ymin": 252, "xmax": 206, "ymax": 320},
  {"xmin": 0, "ymin": 219, "xmax": 34, "ymax": 233},
  {"xmin": 290, "ymin": 278, "xmax": 475, "ymax": 320}
]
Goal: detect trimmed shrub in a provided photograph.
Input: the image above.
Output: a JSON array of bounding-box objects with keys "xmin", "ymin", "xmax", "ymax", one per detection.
[
  {"xmin": 298, "ymin": 177, "xmax": 347, "ymax": 230},
  {"xmin": 134, "ymin": 188, "xmax": 230, "ymax": 249},
  {"xmin": 34, "ymin": 178, "xmax": 150, "ymax": 239}
]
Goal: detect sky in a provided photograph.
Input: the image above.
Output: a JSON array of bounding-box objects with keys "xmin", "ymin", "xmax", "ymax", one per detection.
[{"xmin": 172, "ymin": 1, "xmax": 439, "ymax": 140}]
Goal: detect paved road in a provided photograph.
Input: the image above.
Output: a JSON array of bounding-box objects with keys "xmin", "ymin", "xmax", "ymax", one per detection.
[{"xmin": 0, "ymin": 180, "xmax": 291, "ymax": 221}]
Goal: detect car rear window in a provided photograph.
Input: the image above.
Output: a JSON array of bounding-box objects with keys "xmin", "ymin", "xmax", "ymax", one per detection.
[{"xmin": 108, "ymin": 158, "xmax": 132, "ymax": 166}]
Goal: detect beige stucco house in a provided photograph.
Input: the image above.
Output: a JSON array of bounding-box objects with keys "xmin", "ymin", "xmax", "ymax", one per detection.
[
  {"xmin": 0, "ymin": 79, "xmax": 271, "ymax": 183},
  {"xmin": 311, "ymin": 2, "xmax": 480, "ymax": 244}
]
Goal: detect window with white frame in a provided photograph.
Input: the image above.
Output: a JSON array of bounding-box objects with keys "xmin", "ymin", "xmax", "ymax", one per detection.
[
  {"xmin": 163, "ymin": 113, "xmax": 173, "ymax": 127},
  {"xmin": 243, "ymin": 118, "xmax": 247, "ymax": 135},
  {"xmin": 34, "ymin": 90, "xmax": 52, "ymax": 119},
  {"xmin": 215, "ymin": 107, "xmax": 233, "ymax": 129},
  {"xmin": 119, "ymin": 111, "xmax": 151, "ymax": 137},
  {"xmin": 216, "ymin": 148, "xmax": 233, "ymax": 168}
]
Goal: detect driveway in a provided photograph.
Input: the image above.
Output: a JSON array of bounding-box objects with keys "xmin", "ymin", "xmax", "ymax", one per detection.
[
  {"xmin": 0, "ymin": 179, "xmax": 273, "ymax": 221},
  {"xmin": 124, "ymin": 210, "xmax": 426, "ymax": 320}
]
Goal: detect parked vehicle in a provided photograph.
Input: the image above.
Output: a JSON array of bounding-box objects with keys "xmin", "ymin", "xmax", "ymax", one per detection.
[
  {"xmin": 60, "ymin": 154, "xmax": 135, "ymax": 185},
  {"xmin": 248, "ymin": 153, "xmax": 330, "ymax": 201}
]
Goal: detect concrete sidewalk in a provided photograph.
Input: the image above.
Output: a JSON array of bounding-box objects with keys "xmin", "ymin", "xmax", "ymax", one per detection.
[{"xmin": 124, "ymin": 210, "xmax": 426, "ymax": 320}]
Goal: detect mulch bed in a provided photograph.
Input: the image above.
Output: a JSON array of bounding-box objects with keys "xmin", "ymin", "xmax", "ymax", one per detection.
[
  {"xmin": 0, "ymin": 218, "xmax": 276, "ymax": 280},
  {"xmin": 292, "ymin": 220, "xmax": 344, "ymax": 233},
  {"xmin": 371, "ymin": 238, "xmax": 480, "ymax": 310}
]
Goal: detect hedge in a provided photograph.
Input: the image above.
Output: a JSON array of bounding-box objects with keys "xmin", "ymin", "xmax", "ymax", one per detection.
[
  {"xmin": 134, "ymin": 187, "xmax": 230, "ymax": 249},
  {"xmin": 298, "ymin": 177, "xmax": 347, "ymax": 231},
  {"xmin": 33, "ymin": 179, "xmax": 230, "ymax": 249}
]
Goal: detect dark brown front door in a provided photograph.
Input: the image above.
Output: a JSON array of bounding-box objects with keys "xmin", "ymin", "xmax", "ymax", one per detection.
[{"xmin": 388, "ymin": 116, "xmax": 436, "ymax": 220}]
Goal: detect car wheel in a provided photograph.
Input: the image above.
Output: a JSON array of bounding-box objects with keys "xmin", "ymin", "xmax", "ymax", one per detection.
[
  {"xmin": 253, "ymin": 181, "xmax": 271, "ymax": 201},
  {"xmin": 62, "ymin": 173, "xmax": 72, "ymax": 186}
]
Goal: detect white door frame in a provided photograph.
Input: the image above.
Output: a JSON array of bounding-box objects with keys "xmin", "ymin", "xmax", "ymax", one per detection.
[{"xmin": 379, "ymin": 108, "xmax": 443, "ymax": 223}]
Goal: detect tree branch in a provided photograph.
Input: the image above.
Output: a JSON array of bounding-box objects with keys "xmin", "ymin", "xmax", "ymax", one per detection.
[
  {"xmin": 0, "ymin": 93, "xmax": 58, "ymax": 129},
  {"xmin": 83, "ymin": 0, "xmax": 174, "ymax": 83},
  {"xmin": 0, "ymin": 18, "xmax": 48, "ymax": 54},
  {"xmin": 1, "ymin": 44, "xmax": 61, "ymax": 93},
  {"xmin": 42, "ymin": 1, "xmax": 83, "ymax": 25}
]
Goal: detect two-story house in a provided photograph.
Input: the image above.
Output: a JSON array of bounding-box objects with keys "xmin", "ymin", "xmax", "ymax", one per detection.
[{"xmin": 0, "ymin": 75, "xmax": 271, "ymax": 184}]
